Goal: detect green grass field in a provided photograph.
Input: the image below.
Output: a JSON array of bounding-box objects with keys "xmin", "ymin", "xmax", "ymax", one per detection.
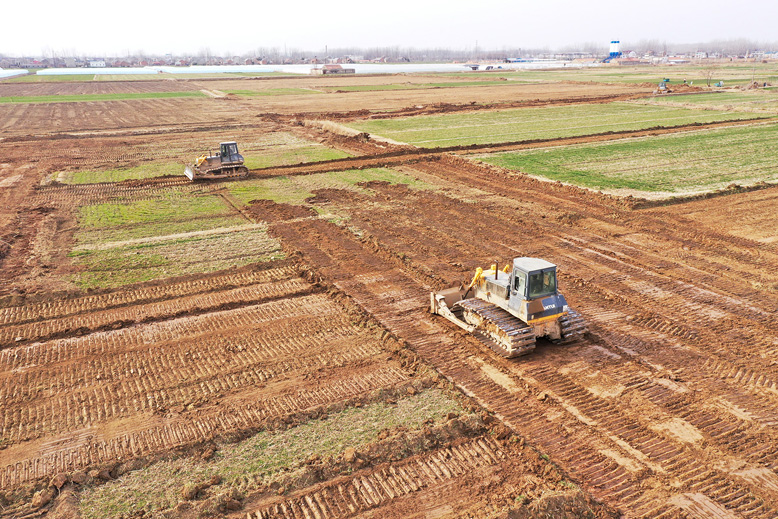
[
  {"xmin": 79, "ymin": 389, "xmax": 464, "ymax": 519},
  {"xmin": 479, "ymin": 122, "xmax": 778, "ymax": 194},
  {"xmin": 225, "ymin": 88, "xmax": 322, "ymax": 97},
  {"xmin": 347, "ymin": 102, "xmax": 768, "ymax": 148},
  {"xmin": 77, "ymin": 195, "xmax": 231, "ymax": 228},
  {"xmin": 0, "ymin": 91, "xmax": 205, "ymax": 103}
]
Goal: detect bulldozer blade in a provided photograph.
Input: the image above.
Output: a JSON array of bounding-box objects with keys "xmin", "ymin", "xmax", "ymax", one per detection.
[{"xmin": 430, "ymin": 288, "xmax": 475, "ymax": 333}]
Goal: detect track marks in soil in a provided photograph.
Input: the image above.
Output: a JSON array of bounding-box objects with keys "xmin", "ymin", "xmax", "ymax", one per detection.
[
  {"xmin": 0, "ymin": 273, "xmax": 411, "ymax": 490},
  {"xmin": 247, "ymin": 437, "xmax": 506, "ymax": 519},
  {"xmin": 0, "ymin": 272, "xmax": 309, "ymax": 347},
  {"xmin": 267, "ymin": 175, "xmax": 778, "ymax": 517}
]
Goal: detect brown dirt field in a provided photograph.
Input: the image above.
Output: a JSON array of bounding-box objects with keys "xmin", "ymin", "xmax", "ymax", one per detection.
[
  {"xmin": 1, "ymin": 74, "xmax": 777, "ymax": 519},
  {"xmin": 224, "ymin": 81, "xmax": 650, "ymax": 116},
  {"xmin": 0, "ymin": 98, "xmax": 250, "ymax": 137},
  {"xmin": 0, "ymin": 80, "xmax": 650, "ymax": 138},
  {"xmin": 0, "ymin": 80, "xmax": 202, "ymax": 97},
  {"xmin": 651, "ymin": 186, "xmax": 778, "ymax": 244},
  {"xmin": 264, "ymin": 165, "xmax": 778, "ymax": 517}
]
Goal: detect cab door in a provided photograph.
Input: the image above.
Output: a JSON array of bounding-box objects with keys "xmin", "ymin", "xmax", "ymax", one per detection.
[{"xmin": 507, "ymin": 269, "xmax": 528, "ymax": 319}]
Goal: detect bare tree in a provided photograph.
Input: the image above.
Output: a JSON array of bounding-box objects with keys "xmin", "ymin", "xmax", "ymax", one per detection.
[{"xmin": 704, "ymin": 64, "xmax": 720, "ymax": 87}]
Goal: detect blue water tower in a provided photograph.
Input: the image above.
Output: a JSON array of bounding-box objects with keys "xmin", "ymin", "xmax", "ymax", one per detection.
[{"xmin": 609, "ymin": 41, "xmax": 622, "ymax": 59}]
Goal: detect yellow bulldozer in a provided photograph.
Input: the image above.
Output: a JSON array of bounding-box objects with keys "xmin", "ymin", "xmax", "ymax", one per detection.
[
  {"xmin": 431, "ymin": 257, "xmax": 586, "ymax": 357},
  {"xmin": 185, "ymin": 142, "xmax": 249, "ymax": 181}
]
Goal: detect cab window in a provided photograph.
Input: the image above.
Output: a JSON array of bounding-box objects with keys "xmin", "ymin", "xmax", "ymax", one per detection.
[
  {"xmin": 221, "ymin": 144, "xmax": 237, "ymax": 158},
  {"xmin": 528, "ymin": 269, "xmax": 556, "ymax": 298}
]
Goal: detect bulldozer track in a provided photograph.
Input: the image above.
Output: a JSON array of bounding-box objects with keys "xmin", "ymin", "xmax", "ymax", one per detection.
[
  {"xmin": 247, "ymin": 436, "xmax": 505, "ymax": 519},
  {"xmin": 35, "ymin": 180, "xmax": 200, "ymax": 205},
  {"xmin": 0, "ymin": 277, "xmax": 410, "ymax": 488},
  {"xmin": 0, "ymin": 367, "xmax": 407, "ymax": 489},
  {"xmin": 456, "ymin": 298, "xmax": 536, "ymax": 357},
  {"xmin": 0, "ymin": 277, "xmax": 310, "ymax": 347},
  {"xmin": 0, "ymin": 265, "xmax": 297, "ymax": 325}
]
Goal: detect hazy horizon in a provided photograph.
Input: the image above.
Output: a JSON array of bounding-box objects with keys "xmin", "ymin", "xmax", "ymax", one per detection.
[{"xmin": 4, "ymin": 0, "xmax": 778, "ymax": 57}]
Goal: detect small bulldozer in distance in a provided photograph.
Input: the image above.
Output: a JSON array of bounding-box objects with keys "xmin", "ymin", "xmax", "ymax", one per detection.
[
  {"xmin": 185, "ymin": 142, "xmax": 249, "ymax": 180},
  {"xmin": 431, "ymin": 257, "xmax": 587, "ymax": 357}
]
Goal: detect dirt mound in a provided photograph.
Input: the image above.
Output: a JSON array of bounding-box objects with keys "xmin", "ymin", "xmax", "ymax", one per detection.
[{"xmin": 248, "ymin": 199, "xmax": 318, "ymax": 222}]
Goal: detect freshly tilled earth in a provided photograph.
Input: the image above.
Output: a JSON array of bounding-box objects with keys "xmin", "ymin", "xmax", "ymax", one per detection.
[{"xmin": 1, "ymin": 74, "xmax": 776, "ymax": 519}]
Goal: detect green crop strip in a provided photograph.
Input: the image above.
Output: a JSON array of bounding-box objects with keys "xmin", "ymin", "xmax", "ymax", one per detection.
[
  {"xmin": 348, "ymin": 102, "xmax": 768, "ymax": 148},
  {"xmin": 69, "ymin": 228, "xmax": 281, "ymax": 289},
  {"xmin": 479, "ymin": 122, "xmax": 778, "ymax": 193},
  {"xmin": 225, "ymin": 88, "xmax": 322, "ymax": 96}
]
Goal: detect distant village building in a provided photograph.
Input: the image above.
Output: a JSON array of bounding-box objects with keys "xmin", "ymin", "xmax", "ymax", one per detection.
[
  {"xmin": 88, "ymin": 60, "xmax": 106, "ymax": 68},
  {"xmin": 310, "ymin": 64, "xmax": 355, "ymax": 75}
]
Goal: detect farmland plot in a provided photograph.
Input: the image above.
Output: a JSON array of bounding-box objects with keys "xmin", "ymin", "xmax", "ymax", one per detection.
[
  {"xmin": 637, "ymin": 90, "xmax": 778, "ymax": 113},
  {"xmin": 69, "ymin": 193, "xmax": 280, "ymax": 288},
  {"xmin": 479, "ymin": 122, "xmax": 778, "ymax": 194},
  {"xmin": 347, "ymin": 102, "xmax": 767, "ymax": 147}
]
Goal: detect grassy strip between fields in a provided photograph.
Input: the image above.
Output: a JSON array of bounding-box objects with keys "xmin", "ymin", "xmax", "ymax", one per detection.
[
  {"xmin": 58, "ymin": 163, "xmax": 184, "ymax": 184},
  {"xmin": 347, "ymin": 102, "xmax": 769, "ymax": 148},
  {"xmin": 78, "ymin": 389, "xmax": 465, "ymax": 518},
  {"xmin": 428, "ymin": 63, "xmax": 778, "ymax": 86},
  {"xmin": 243, "ymin": 145, "xmax": 350, "ymax": 170},
  {"xmin": 0, "ymin": 91, "xmax": 206, "ymax": 103},
  {"xmin": 479, "ymin": 122, "xmax": 778, "ymax": 193},
  {"xmin": 225, "ymin": 88, "xmax": 322, "ymax": 96}
]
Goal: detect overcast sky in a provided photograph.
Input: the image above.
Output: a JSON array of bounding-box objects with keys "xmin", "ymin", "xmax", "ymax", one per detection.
[{"xmin": 3, "ymin": 0, "xmax": 777, "ymax": 56}]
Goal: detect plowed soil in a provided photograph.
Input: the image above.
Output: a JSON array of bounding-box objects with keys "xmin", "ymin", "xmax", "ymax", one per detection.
[
  {"xmin": 0, "ymin": 80, "xmax": 202, "ymax": 97},
  {"xmin": 2, "ymin": 73, "xmax": 777, "ymax": 518}
]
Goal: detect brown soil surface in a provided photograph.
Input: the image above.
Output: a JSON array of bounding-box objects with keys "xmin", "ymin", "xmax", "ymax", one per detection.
[
  {"xmin": 264, "ymin": 157, "xmax": 778, "ymax": 517},
  {"xmin": 207, "ymin": 79, "xmax": 649, "ymax": 116},
  {"xmin": 0, "ymin": 80, "xmax": 202, "ymax": 97},
  {"xmin": 650, "ymin": 186, "xmax": 778, "ymax": 244},
  {"xmin": 1, "ymin": 74, "xmax": 776, "ymax": 519}
]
